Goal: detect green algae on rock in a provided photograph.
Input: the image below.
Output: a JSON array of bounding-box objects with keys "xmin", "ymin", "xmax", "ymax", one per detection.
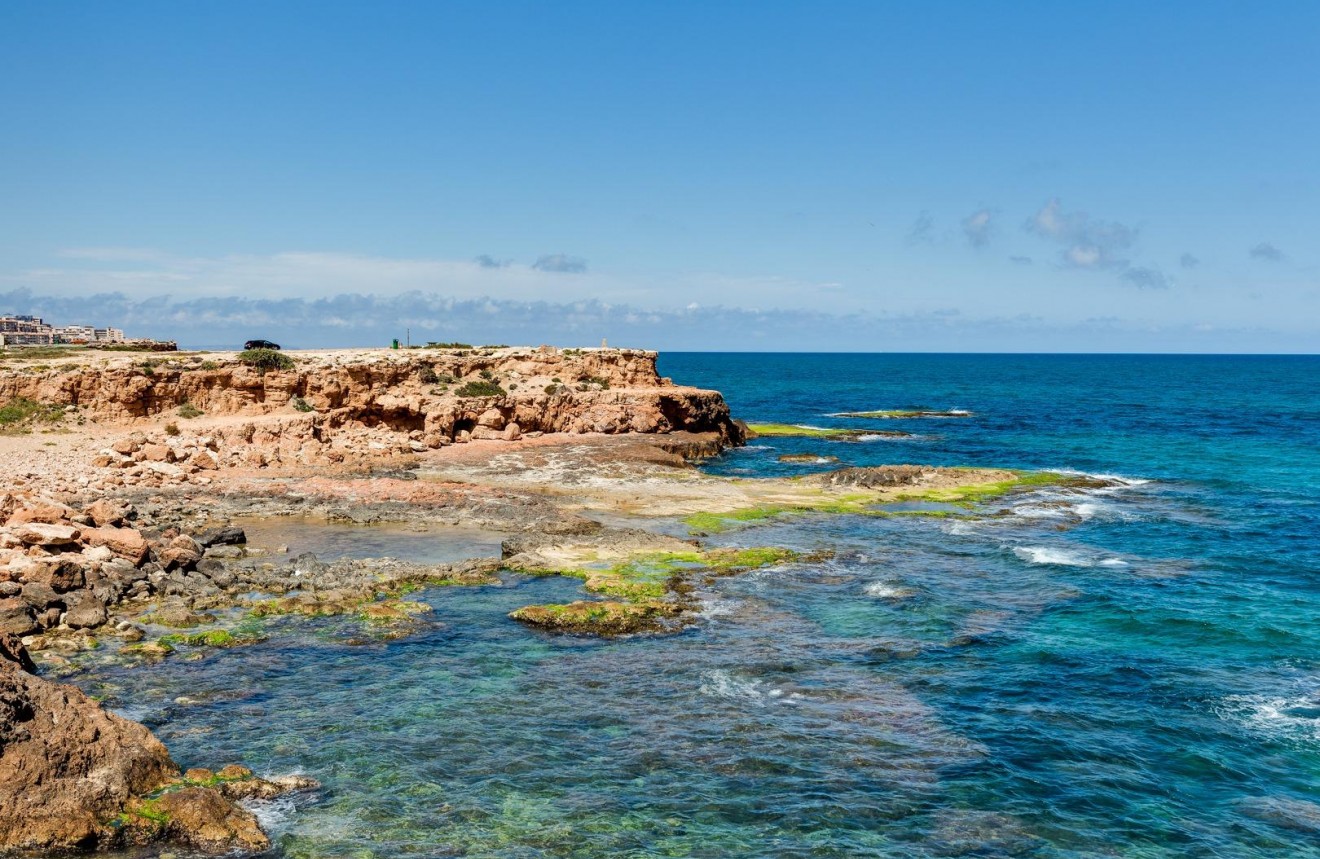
[
  {"xmin": 506, "ymin": 543, "xmax": 805, "ymax": 636},
  {"xmin": 681, "ymin": 468, "xmax": 1078, "ymax": 533},
  {"xmin": 745, "ymin": 423, "xmax": 910, "ymax": 441},
  {"xmin": 509, "ymin": 600, "xmax": 681, "ymax": 635}
]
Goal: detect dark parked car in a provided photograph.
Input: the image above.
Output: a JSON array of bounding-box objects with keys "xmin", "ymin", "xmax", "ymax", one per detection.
[{"xmin": 244, "ymin": 339, "xmax": 281, "ymax": 350}]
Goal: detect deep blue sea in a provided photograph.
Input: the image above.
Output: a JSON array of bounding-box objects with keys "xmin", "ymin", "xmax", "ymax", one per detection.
[{"xmin": 78, "ymin": 354, "xmax": 1320, "ymax": 858}]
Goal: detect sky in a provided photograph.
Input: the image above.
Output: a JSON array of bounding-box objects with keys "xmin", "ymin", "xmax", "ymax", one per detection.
[{"xmin": 1, "ymin": 1, "xmax": 1317, "ymax": 351}]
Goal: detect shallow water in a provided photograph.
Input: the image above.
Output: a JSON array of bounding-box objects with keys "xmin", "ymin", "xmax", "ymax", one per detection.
[{"xmin": 71, "ymin": 354, "xmax": 1320, "ymax": 857}]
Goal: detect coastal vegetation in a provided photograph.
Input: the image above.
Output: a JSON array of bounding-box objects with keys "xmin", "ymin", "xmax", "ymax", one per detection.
[
  {"xmin": 237, "ymin": 348, "xmax": 295, "ymax": 373},
  {"xmin": 455, "ymin": 379, "xmax": 506, "ymax": 397},
  {"xmin": 0, "ymin": 397, "xmax": 66, "ymax": 432}
]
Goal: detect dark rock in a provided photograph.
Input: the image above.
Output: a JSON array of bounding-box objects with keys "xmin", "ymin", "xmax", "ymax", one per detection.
[
  {"xmin": 0, "ymin": 631, "xmax": 37, "ymax": 673},
  {"xmin": 20, "ymin": 582, "xmax": 63, "ymax": 612},
  {"xmin": 820, "ymin": 465, "xmax": 935, "ymax": 489},
  {"xmin": 63, "ymin": 593, "xmax": 108, "ymax": 630},
  {"xmin": 198, "ymin": 525, "xmax": 247, "ymax": 547},
  {"xmin": 27, "ymin": 558, "xmax": 86, "ymax": 593}
]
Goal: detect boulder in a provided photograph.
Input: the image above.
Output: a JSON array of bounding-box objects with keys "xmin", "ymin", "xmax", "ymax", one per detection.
[
  {"xmin": 149, "ymin": 787, "xmax": 269, "ymax": 852},
  {"xmin": 26, "ymin": 558, "xmax": 86, "ymax": 593},
  {"xmin": 6, "ymin": 499, "xmax": 76, "ymax": 527},
  {"xmin": 0, "ymin": 631, "xmax": 37, "ymax": 672},
  {"xmin": 14, "ymin": 523, "xmax": 81, "ymax": 547},
  {"xmin": 0, "ymin": 648, "xmax": 177, "ymax": 850},
  {"xmin": 86, "ymin": 498, "xmax": 133, "ymax": 527},
  {"xmin": 20, "ymin": 581, "xmax": 62, "ymax": 612},
  {"xmin": 81, "ymin": 526, "xmax": 150, "ymax": 564},
  {"xmin": 198, "ymin": 525, "xmax": 246, "ymax": 548},
  {"xmin": 158, "ymin": 535, "xmax": 203, "ymax": 572},
  {"xmin": 63, "ymin": 592, "xmax": 108, "ymax": 630},
  {"xmin": 0, "ymin": 597, "xmax": 37, "ymax": 636}
]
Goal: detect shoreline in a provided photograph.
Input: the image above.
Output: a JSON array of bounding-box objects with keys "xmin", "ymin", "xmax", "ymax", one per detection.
[{"xmin": 0, "ymin": 345, "xmax": 1094, "ymax": 854}]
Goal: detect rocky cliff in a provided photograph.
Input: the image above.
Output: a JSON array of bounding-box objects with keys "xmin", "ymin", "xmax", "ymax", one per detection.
[{"xmin": 0, "ymin": 346, "xmax": 741, "ymax": 443}]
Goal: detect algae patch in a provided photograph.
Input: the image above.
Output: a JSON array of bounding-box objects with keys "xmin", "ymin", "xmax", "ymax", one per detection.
[
  {"xmin": 508, "ymin": 546, "xmax": 803, "ymax": 635},
  {"xmin": 746, "ymin": 423, "xmax": 910, "ymax": 441}
]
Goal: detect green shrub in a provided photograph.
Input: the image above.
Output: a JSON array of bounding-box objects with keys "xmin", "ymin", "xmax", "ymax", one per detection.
[
  {"xmin": 425, "ymin": 341, "xmax": 473, "ymax": 349},
  {"xmin": 199, "ymin": 360, "xmax": 219, "ymax": 370},
  {"xmin": 164, "ymin": 422, "xmax": 180, "ymax": 436},
  {"xmin": 418, "ymin": 367, "xmax": 440, "ymax": 384},
  {"xmin": 292, "ymin": 396, "xmax": 315, "ymax": 412},
  {"xmin": 454, "ymin": 380, "xmax": 506, "ymax": 398},
  {"xmin": 578, "ymin": 374, "xmax": 610, "ymax": 390},
  {"xmin": 177, "ymin": 402, "xmax": 203, "ymax": 419},
  {"xmin": 237, "ymin": 349, "xmax": 295, "ymax": 373},
  {"xmin": 0, "ymin": 398, "xmax": 65, "ymax": 429},
  {"xmin": 544, "ymin": 383, "xmax": 560, "ymax": 395},
  {"xmin": 478, "ymin": 368, "xmax": 495, "ymax": 381}
]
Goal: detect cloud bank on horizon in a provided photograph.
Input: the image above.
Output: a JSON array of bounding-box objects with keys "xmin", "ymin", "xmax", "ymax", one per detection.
[{"xmin": 0, "ymin": 3, "xmax": 1316, "ymax": 352}]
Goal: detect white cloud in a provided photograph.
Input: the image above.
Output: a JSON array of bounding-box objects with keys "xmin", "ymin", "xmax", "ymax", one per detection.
[
  {"xmin": 961, "ymin": 208, "xmax": 994, "ymax": 247},
  {"xmin": 1025, "ymin": 198, "xmax": 1137, "ymax": 270}
]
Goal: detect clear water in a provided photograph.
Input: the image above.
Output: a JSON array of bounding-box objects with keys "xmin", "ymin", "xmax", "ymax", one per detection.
[{"xmin": 74, "ymin": 354, "xmax": 1320, "ymax": 857}]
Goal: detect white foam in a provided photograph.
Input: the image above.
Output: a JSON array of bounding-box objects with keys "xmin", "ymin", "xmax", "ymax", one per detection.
[
  {"xmin": 1013, "ymin": 546, "xmax": 1093, "ymax": 567},
  {"xmin": 1222, "ymin": 693, "xmax": 1320, "ymax": 743},
  {"xmin": 1053, "ymin": 468, "xmax": 1152, "ymax": 487},
  {"xmin": 700, "ymin": 669, "xmax": 765, "ymax": 701},
  {"xmin": 858, "ymin": 433, "xmax": 910, "ymax": 442},
  {"xmin": 1011, "ymin": 504, "xmax": 1069, "ymax": 520},
  {"xmin": 1098, "ymin": 558, "xmax": 1130, "ymax": 567},
  {"xmin": 864, "ymin": 581, "xmax": 918, "ymax": 600},
  {"xmin": 242, "ymin": 794, "xmax": 298, "ymax": 834},
  {"xmin": 699, "ymin": 669, "xmax": 802, "ymax": 705}
]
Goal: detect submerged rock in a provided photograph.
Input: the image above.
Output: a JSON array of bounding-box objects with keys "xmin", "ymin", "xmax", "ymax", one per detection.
[{"xmin": 510, "ymin": 599, "xmax": 682, "ymax": 636}]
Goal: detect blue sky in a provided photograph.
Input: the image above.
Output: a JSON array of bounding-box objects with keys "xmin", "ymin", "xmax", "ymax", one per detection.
[{"xmin": 1, "ymin": 1, "xmax": 1317, "ymax": 351}]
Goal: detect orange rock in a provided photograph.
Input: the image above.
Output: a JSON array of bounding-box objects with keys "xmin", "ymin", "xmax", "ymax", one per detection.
[{"xmin": 80, "ymin": 526, "xmax": 149, "ymax": 564}]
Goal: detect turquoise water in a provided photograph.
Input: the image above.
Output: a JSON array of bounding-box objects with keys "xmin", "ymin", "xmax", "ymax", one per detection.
[{"xmin": 78, "ymin": 354, "xmax": 1320, "ymax": 857}]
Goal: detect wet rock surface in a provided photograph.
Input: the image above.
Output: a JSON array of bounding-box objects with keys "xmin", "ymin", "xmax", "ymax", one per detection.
[{"xmin": 0, "ymin": 631, "xmax": 307, "ymax": 853}]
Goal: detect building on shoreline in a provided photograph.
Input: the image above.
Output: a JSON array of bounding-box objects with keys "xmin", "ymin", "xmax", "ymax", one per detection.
[{"xmin": 0, "ymin": 315, "xmax": 126, "ymax": 347}]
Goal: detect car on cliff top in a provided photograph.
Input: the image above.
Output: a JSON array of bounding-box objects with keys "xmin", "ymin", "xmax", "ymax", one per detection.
[{"xmin": 243, "ymin": 339, "xmax": 280, "ymax": 350}]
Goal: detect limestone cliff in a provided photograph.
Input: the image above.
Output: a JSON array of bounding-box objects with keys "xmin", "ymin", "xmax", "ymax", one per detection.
[{"xmin": 0, "ymin": 346, "xmax": 743, "ymax": 445}]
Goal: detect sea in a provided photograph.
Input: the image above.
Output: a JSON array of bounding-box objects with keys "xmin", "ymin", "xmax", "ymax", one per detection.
[{"xmin": 76, "ymin": 353, "xmax": 1320, "ymax": 858}]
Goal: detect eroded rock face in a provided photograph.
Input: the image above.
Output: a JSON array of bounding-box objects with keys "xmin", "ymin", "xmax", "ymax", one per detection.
[
  {"xmin": 0, "ymin": 634, "xmax": 283, "ymax": 854},
  {"xmin": 0, "ymin": 636, "xmax": 177, "ymax": 850}
]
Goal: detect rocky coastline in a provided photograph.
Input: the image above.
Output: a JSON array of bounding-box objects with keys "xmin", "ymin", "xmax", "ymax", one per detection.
[{"xmin": 0, "ymin": 345, "xmax": 1085, "ymax": 854}]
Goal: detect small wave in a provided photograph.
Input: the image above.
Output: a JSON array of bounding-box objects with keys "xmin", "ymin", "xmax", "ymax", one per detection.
[
  {"xmin": 1221, "ymin": 693, "xmax": 1320, "ymax": 743},
  {"xmin": 864, "ymin": 581, "xmax": 919, "ymax": 600},
  {"xmin": 696, "ymin": 597, "xmax": 738, "ymax": 619},
  {"xmin": 1053, "ymin": 468, "xmax": 1152, "ymax": 487},
  {"xmin": 1011, "ymin": 504, "xmax": 1070, "ymax": 520},
  {"xmin": 243, "ymin": 794, "xmax": 299, "ymax": 834},
  {"xmin": 699, "ymin": 669, "xmax": 801, "ymax": 704},
  {"xmin": 1013, "ymin": 546, "xmax": 1093, "ymax": 567},
  {"xmin": 858, "ymin": 433, "xmax": 915, "ymax": 442}
]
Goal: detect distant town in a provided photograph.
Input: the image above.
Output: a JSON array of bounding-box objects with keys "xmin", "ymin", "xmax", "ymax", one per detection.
[{"xmin": 0, "ymin": 314, "xmax": 173, "ymax": 350}]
